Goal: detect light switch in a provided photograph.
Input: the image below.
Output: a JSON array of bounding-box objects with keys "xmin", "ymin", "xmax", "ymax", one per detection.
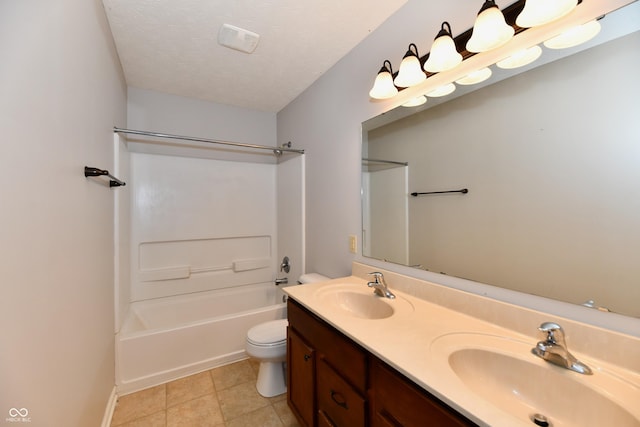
[{"xmin": 349, "ymin": 235, "xmax": 357, "ymax": 254}]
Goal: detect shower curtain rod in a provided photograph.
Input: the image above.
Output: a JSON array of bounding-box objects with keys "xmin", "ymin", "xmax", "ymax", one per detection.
[{"xmin": 113, "ymin": 127, "xmax": 305, "ymax": 155}]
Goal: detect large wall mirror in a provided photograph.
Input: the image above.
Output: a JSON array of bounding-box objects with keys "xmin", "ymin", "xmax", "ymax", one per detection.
[{"xmin": 362, "ymin": 2, "xmax": 640, "ymax": 318}]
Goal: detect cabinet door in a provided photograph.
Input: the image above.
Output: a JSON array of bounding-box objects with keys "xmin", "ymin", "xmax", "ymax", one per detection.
[
  {"xmin": 317, "ymin": 410, "xmax": 336, "ymax": 427},
  {"xmin": 369, "ymin": 358, "xmax": 475, "ymax": 427},
  {"xmin": 317, "ymin": 358, "xmax": 366, "ymax": 427},
  {"xmin": 288, "ymin": 328, "xmax": 316, "ymax": 427}
]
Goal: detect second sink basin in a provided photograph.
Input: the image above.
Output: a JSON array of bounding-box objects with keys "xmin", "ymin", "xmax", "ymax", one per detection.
[
  {"xmin": 430, "ymin": 333, "xmax": 640, "ymax": 427},
  {"xmin": 314, "ymin": 283, "xmax": 413, "ymax": 320}
]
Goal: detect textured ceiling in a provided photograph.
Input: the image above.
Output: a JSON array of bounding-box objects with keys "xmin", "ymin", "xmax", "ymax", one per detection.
[{"xmin": 102, "ymin": 0, "xmax": 407, "ymax": 112}]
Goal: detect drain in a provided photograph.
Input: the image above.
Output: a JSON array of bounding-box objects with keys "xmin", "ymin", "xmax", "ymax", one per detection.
[{"xmin": 531, "ymin": 413, "xmax": 550, "ymax": 427}]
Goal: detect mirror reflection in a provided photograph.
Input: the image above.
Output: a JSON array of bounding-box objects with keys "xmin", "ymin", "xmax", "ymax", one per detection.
[{"xmin": 362, "ymin": 3, "xmax": 640, "ymax": 317}]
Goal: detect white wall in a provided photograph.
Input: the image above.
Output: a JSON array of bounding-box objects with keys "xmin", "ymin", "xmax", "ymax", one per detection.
[
  {"xmin": 0, "ymin": 0, "xmax": 126, "ymax": 426},
  {"xmin": 277, "ymin": 1, "xmax": 483, "ymax": 279},
  {"xmin": 127, "ymin": 87, "xmax": 277, "ymax": 155}
]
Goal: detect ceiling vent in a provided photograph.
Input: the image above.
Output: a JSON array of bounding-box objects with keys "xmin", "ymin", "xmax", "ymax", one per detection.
[{"xmin": 218, "ymin": 24, "xmax": 260, "ymax": 54}]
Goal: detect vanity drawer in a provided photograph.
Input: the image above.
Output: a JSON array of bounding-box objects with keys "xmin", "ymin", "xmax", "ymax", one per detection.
[
  {"xmin": 317, "ymin": 358, "xmax": 366, "ymax": 427},
  {"xmin": 369, "ymin": 358, "xmax": 475, "ymax": 427},
  {"xmin": 288, "ymin": 299, "xmax": 367, "ymax": 392}
]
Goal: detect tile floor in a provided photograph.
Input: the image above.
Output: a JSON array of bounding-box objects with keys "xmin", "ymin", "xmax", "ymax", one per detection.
[{"xmin": 110, "ymin": 359, "xmax": 301, "ymax": 427}]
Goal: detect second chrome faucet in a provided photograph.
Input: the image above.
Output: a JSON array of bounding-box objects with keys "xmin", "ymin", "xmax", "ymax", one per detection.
[
  {"xmin": 531, "ymin": 322, "xmax": 592, "ymax": 375},
  {"xmin": 367, "ymin": 272, "xmax": 396, "ymax": 299}
]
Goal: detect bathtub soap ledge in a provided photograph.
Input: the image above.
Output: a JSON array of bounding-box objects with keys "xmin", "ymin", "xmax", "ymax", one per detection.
[
  {"xmin": 139, "ymin": 266, "xmax": 191, "ymax": 281},
  {"xmin": 233, "ymin": 258, "xmax": 270, "ymax": 272}
]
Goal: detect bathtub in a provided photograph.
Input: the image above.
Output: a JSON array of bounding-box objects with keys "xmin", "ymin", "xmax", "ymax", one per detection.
[{"xmin": 116, "ymin": 282, "xmax": 287, "ymax": 394}]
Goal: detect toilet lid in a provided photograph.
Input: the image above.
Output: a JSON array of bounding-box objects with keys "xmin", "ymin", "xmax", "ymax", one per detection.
[{"xmin": 247, "ymin": 319, "xmax": 288, "ymax": 346}]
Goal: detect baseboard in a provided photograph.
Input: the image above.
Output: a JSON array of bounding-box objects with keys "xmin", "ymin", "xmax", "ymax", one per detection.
[
  {"xmin": 116, "ymin": 351, "xmax": 247, "ymax": 396},
  {"xmin": 101, "ymin": 386, "xmax": 118, "ymax": 427}
]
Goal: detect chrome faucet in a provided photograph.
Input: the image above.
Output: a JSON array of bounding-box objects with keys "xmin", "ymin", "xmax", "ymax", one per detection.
[
  {"xmin": 367, "ymin": 272, "xmax": 395, "ymax": 299},
  {"xmin": 531, "ymin": 322, "xmax": 592, "ymax": 375}
]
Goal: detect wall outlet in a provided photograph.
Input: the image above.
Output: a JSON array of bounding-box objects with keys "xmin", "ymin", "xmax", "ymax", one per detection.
[{"xmin": 348, "ymin": 235, "xmax": 357, "ymax": 254}]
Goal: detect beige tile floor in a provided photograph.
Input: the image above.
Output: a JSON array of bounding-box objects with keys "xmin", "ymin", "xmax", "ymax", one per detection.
[{"xmin": 110, "ymin": 359, "xmax": 301, "ymax": 427}]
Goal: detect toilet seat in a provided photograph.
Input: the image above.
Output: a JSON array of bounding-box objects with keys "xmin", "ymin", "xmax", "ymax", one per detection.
[{"xmin": 246, "ymin": 319, "xmax": 288, "ymax": 347}]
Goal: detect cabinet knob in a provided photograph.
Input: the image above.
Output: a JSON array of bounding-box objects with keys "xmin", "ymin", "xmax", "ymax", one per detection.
[{"xmin": 304, "ymin": 354, "xmax": 311, "ymax": 361}]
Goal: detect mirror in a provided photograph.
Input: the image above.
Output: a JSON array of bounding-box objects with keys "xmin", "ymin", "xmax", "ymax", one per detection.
[{"xmin": 362, "ymin": 3, "xmax": 640, "ymax": 317}]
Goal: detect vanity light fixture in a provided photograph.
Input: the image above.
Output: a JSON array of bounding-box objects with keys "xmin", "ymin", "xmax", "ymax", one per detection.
[
  {"xmin": 455, "ymin": 67, "xmax": 493, "ymax": 85},
  {"xmin": 402, "ymin": 95, "xmax": 427, "ymax": 107},
  {"xmin": 394, "ymin": 43, "xmax": 426, "ymax": 88},
  {"xmin": 496, "ymin": 45, "xmax": 542, "ymax": 69},
  {"xmin": 426, "ymin": 83, "xmax": 456, "ymax": 98},
  {"xmin": 423, "ymin": 22, "xmax": 463, "ymax": 73},
  {"xmin": 466, "ymin": 0, "xmax": 515, "ymax": 53},
  {"xmin": 543, "ymin": 19, "xmax": 601, "ymax": 49},
  {"xmin": 369, "ymin": 60, "xmax": 399, "ymax": 99},
  {"xmin": 516, "ymin": 0, "xmax": 578, "ymax": 28}
]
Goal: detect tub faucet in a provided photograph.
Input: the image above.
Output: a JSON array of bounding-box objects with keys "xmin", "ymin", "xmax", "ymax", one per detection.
[
  {"xmin": 367, "ymin": 272, "xmax": 395, "ymax": 299},
  {"xmin": 531, "ymin": 322, "xmax": 592, "ymax": 375}
]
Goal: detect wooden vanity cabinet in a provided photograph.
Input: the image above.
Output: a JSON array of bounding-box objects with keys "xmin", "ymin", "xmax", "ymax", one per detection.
[
  {"xmin": 287, "ymin": 298, "xmax": 367, "ymax": 427},
  {"xmin": 288, "ymin": 328, "xmax": 316, "ymax": 427},
  {"xmin": 369, "ymin": 357, "xmax": 476, "ymax": 427},
  {"xmin": 287, "ymin": 299, "xmax": 476, "ymax": 427}
]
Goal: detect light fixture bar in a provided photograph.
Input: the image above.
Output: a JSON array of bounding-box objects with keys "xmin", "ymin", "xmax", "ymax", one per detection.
[{"xmin": 382, "ymin": 0, "xmax": 583, "ymax": 88}]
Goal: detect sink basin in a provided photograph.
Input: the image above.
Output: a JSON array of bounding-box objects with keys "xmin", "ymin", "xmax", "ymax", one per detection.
[
  {"xmin": 430, "ymin": 333, "xmax": 640, "ymax": 427},
  {"xmin": 314, "ymin": 283, "xmax": 413, "ymax": 320}
]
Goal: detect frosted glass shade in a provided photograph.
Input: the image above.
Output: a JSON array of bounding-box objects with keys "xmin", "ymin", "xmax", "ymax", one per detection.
[
  {"xmin": 455, "ymin": 67, "xmax": 492, "ymax": 85},
  {"xmin": 369, "ymin": 70, "xmax": 398, "ymax": 99},
  {"xmin": 426, "ymin": 83, "xmax": 456, "ymax": 98},
  {"xmin": 467, "ymin": 1, "xmax": 515, "ymax": 53},
  {"xmin": 394, "ymin": 55, "xmax": 426, "ymax": 87},
  {"xmin": 516, "ymin": 0, "xmax": 578, "ymax": 28},
  {"xmin": 402, "ymin": 96, "xmax": 427, "ymax": 107},
  {"xmin": 544, "ymin": 20, "xmax": 601, "ymax": 49},
  {"xmin": 496, "ymin": 45, "xmax": 542, "ymax": 69},
  {"xmin": 424, "ymin": 23, "xmax": 462, "ymax": 73},
  {"xmin": 394, "ymin": 44, "xmax": 426, "ymax": 87}
]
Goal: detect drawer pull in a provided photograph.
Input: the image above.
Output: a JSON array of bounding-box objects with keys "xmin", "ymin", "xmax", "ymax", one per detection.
[
  {"xmin": 304, "ymin": 354, "xmax": 311, "ymax": 361},
  {"xmin": 330, "ymin": 389, "xmax": 349, "ymax": 410}
]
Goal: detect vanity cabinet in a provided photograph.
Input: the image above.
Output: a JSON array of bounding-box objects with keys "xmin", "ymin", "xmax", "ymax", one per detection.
[
  {"xmin": 288, "ymin": 298, "xmax": 367, "ymax": 427},
  {"xmin": 288, "ymin": 328, "xmax": 316, "ymax": 427},
  {"xmin": 369, "ymin": 357, "xmax": 474, "ymax": 427},
  {"xmin": 287, "ymin": 299, "xmax": 476, "ymax": 427}
]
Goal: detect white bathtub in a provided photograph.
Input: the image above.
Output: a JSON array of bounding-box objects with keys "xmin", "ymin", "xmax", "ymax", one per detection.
[{"xmin": 116, "ymin": 283, "xmax": 287, "ymax": 394}]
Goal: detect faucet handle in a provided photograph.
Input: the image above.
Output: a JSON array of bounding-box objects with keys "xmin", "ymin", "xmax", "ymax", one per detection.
[
  {"xmin": 538, "ymin": 322, "xmax": 565, "ymax": 345},
  {"xmin": 368, "ymin": 272, "xmax": 383, "ymax": 283}
]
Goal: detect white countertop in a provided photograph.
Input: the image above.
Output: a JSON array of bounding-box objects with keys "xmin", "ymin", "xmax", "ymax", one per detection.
[{"xmin": 284, "ymin": 275, "xmax": 640, "ymax": 427}]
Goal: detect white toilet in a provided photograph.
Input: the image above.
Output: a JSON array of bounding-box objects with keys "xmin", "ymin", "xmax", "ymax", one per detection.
[{"xmin": 246, "ymin": 273, "xmax": 329, "ymax": 397}]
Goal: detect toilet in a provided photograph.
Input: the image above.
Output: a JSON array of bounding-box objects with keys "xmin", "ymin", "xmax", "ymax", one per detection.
[{"xmin": 246, "ymin": 273, "xmax": 329, "ymax": 397}]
